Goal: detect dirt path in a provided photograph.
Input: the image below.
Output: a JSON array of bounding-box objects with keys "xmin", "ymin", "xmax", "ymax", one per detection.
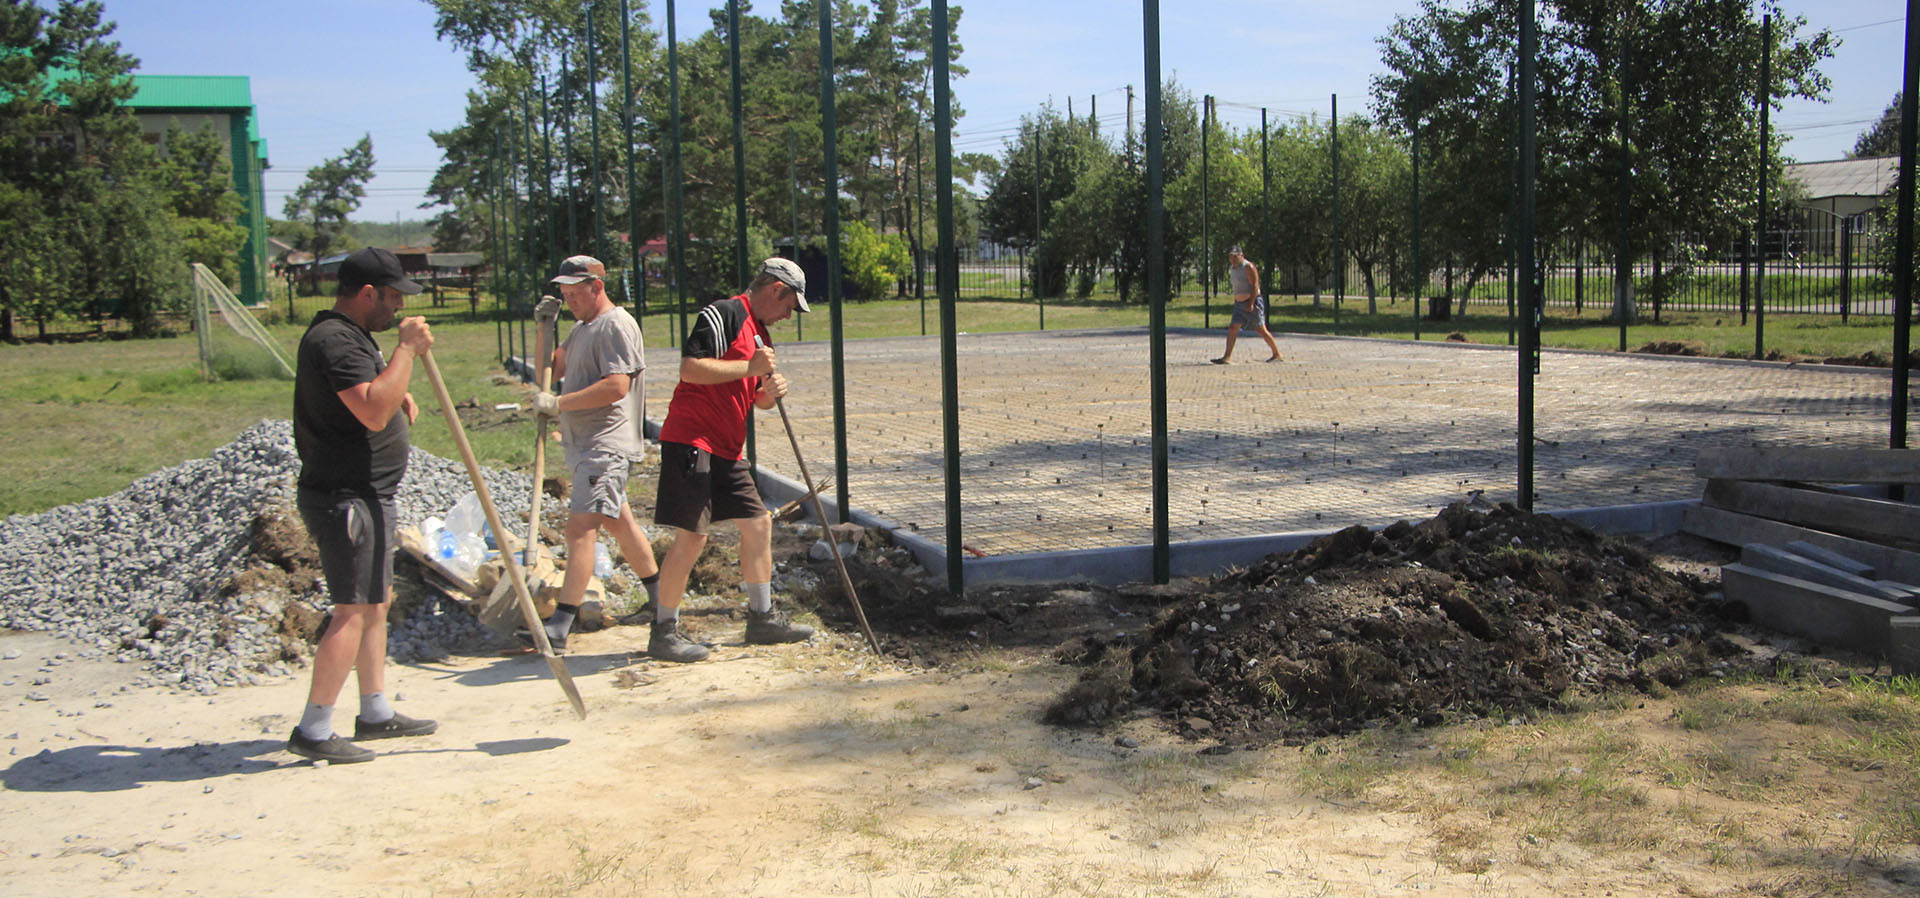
[{"xmin": 7, "ymin": 615, "xmax": 1917, "ymax": 898}]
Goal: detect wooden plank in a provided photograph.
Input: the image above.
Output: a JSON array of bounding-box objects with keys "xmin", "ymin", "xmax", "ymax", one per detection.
[
  {"xmin": 1784, "ymin": 540, "xmax": 1876, "ymax": 578},
  {"xmin": 1703, "ymin": 479, "xmax": 1920, "ymax": 550},
  {"xmin": 1680, "ymin": 505, "xmax": 1920, "ymax": 584},
  {"xmin": 1740, "ymin": 544, "xmax": 1912, "ymax": 602},
  {"xmin": 1694, "ymin": 447, "xmax": 1920, "ymax": 484},
  {"xmin": 1721, "ymin": 564, "xmax": 1909, "ymax": 657}
]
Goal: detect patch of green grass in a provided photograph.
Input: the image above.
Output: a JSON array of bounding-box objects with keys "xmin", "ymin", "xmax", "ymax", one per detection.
[
  {"xmin": 1297, "ymin": 733, "xmax": 1394, "ymax": 800},
  {"xmin": 1672, "ymin": 692, "xmax": 1763, "ymax": 731},
  {"xmin": 1, "ymin": 318, "xmax": 533, "ymax": 516}
]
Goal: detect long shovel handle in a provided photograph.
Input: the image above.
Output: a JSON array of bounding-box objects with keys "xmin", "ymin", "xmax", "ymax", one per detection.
[
  {"xmin": 421, "ymin": 349, "xmax": 587, "ymax": 719},
  {"xmin": 528, "ymin": 298, "xmax": 560, "ymax": 560},
  {"xmin": 757, "ymin": 337, "xmax": 881, "ymax": 655}
]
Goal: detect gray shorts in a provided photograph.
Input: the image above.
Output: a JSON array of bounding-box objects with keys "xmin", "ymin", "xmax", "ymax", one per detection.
[
  {"xmin": 570, "ymin": 452, "xmax": 633, "ymax": 518},
  {"xmin": 296, "ymin": 486, "xmax": 395, "ymax": 605},
  {"xmin": 1231, "ymin": 296, "xmax": 1267, "ymax": 328}
]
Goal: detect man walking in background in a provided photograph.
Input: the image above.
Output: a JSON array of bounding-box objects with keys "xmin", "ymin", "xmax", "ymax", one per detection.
[
  {"xmin": 528, "ymin": 255, "xmax": 662, "ymax": 652},
  {"xmin": 288, "ymin": 247, "xmax": 439, "ymax": 764},
  {"xmin": 1213, "ymin": 245, "xmax": 1282, "ymax": 365},
  {"xmin": 646, "ymin": 258, "xmax": 817, "ymax": 663}
]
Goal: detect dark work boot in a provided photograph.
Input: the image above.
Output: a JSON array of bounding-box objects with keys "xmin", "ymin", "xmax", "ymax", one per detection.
[
  {"xmin": 648, "ymin": 619, "xmax": 710, "ymax": 663},
  {"xmin": 744, "ymin": 609, "xmax": 814, "ymax": 645}
]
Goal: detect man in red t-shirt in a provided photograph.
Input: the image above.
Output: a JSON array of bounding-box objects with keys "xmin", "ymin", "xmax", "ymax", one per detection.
[{"xmin": 649, "ymin": 258, "xmax": 815, "ymax": 662}]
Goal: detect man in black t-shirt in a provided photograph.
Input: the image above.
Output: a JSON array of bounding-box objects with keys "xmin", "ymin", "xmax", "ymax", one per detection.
[{"xmin": 286, "ymin": 247, "xmax": 439, "ymax": 764}]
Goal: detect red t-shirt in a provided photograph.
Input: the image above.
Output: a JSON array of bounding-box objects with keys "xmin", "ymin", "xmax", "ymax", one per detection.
[{"xmin": 658, "ymin": 295, "xmax": 767, "ymax": 460}]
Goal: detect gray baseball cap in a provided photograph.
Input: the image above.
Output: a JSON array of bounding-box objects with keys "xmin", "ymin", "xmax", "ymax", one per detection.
[
  {"xmin": 759, "ymin": 257, "xmax": 810, "ymax": 312},
  {"xmin": 551, "ymin": 255, "xmax": 606, "ymax": 284}
]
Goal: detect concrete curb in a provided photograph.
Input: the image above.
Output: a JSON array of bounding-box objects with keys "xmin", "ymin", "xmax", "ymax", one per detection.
[{"xmin": 747, "ymin": 447, "xmax": 1704, "ymax": 588}]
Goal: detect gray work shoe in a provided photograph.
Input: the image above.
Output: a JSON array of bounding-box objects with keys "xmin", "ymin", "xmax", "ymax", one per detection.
[
  {"xmin": 744, "ymin": 609, "xmax": 814, "ymax": 645},
  {"xmin": 648, "ymin": 619, "xmax": 710, "ymax": 663},
  {"xmin": 288, "ymin": 728, "xmax": 374, "ymax": 764}
]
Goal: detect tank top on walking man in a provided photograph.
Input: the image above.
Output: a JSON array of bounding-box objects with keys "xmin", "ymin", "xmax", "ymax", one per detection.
[
  {"xmin": 1212, "ymin": 245, "xmax": 1282, "ymax": 365},
  {"xmin": 286, "ymin": 247, "xmax": 440, "ymax": 764},
  {"xmin": 647, "ymin": 258, "xmax": 817, "ymax": 662},
  {"xmin": 526, "ymin": 255, "xmax": 664, "ymax": 653}
]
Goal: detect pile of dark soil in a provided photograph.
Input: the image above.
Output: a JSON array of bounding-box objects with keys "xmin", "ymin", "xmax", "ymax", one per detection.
[
  {"xmin": 1632, "ymin": 340, "xmax": 1711, "ymax": 357},
  {"xmin": 1046, "ymin": 502, "xmax": 1744, "ymax": 746}
]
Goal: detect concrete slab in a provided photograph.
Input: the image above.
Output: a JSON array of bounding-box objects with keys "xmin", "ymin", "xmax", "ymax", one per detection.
[{"xmin": 1721, "ymin": 563, "xmax": 1911, "ymax": 658}]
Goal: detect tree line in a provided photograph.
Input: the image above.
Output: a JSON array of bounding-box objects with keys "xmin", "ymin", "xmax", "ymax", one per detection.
[
  {"xmin": 0, "ymin": 0, "xmax": 246, "ymax": 340},
  {"xmin": 983, "ymin": 0, "xmax": 1844, "ymax": 319},
  {"xmin": 424, "ymin": 0, "xmax": 998, "ymax": 304}
]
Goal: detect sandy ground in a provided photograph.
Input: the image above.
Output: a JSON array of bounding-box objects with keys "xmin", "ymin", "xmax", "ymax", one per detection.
[{"xmin": 4, "ymin": 617, "xmax": 1916, "ymax": 898}]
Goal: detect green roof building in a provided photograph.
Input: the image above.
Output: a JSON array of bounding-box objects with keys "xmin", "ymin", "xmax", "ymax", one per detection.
[{"xmin": 121, "ymin": 75, "xmax": 272, "ymax": 306}]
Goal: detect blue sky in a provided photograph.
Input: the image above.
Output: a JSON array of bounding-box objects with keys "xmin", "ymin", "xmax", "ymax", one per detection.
[{"xmin": 99, "ymin": 0, "xmax": 1907, "ymax": 225}]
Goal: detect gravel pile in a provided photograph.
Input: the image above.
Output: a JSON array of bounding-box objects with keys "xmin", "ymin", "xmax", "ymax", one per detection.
[{"xmin": 0, "ymin": 419, "xmax": 532, "ymax": 693}]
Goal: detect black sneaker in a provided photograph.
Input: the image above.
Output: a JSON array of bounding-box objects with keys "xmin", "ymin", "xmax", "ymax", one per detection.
[
  {"xmin": 744, "ymin": 609, "xmax": 814, "ymax": 645},
  {"xmin": 648, "ymin": 619, "xmax": 710, "ymax": 663},
  {"xmin": 353, "ymin": 712, "xmax": 438, "ymax": 740},
  {"xmin": 288, "ymin": 728, "xmax": 374, "ymax": 764}
]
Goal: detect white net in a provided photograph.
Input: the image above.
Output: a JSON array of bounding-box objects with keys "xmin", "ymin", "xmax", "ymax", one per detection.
[{"xmin": 192, "ymin": 263, "xmax": 293, "ymax": 381}]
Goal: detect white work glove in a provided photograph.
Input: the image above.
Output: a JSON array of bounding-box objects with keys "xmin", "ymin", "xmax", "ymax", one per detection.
[{"xmin": 532, "ymin": 391, "xmax": 560, "ymax": 418}]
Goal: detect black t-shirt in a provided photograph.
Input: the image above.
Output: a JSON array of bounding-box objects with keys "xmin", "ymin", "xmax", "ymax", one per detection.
[{"xmin": 294, "ymin": 310, "xmax": 408, "ymax": 496}]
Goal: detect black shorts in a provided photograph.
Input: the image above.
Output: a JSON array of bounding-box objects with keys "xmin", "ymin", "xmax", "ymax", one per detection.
[
  {"xmin": 654, "ymin": 441, "xmax": 764, "ymax": 535},
  {"xmin": 296, "ymin": 486, "xmax": 396, "ymax": 605}
]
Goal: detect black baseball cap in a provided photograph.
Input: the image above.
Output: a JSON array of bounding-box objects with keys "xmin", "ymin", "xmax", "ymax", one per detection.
[{"xmin": 339, "ymin": 247, "xmax": 423, "ymax": 295}]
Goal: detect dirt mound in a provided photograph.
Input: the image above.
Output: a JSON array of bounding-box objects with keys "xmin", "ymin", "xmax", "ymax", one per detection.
[
  {"xmin": 1047, "ymin": 502, "xmax": 1742, "ymax": 746},
  {"xmin": 1632, "ymin": 340, "xmax": 1710, "ymax": 357}
]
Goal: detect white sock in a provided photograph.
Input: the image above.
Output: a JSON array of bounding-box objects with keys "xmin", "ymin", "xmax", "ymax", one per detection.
[
  {"xmin": 655, "ymin": 604, "xmax": 679, "ymax": 624},
  {"xmin": 746, "ymin": 582, "xmax": 772, "ymax": 614},
  {"xmin": 298, "ymin": 703, "xmax": 334, "ymax": 740},
  {"xmin": 359, "ymin": 692, "xmax": 394, "ymax": 724}
]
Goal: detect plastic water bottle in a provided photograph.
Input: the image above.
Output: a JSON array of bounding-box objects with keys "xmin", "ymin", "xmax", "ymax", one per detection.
[
  {"xmin": 593, "ymin": 543, "xmax": 613, "ymax": 579},
  {"xmin": 437, "ymin": 528, "xmax": 457, "ymax": 561}
]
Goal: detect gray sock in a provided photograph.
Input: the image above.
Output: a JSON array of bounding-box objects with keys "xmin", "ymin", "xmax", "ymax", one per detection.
[
  {"xmin": 358, "ymin": 692, "xmax": 394, "ymax": 724},
  {"xmin": 746, "ymin": 582, "xmax": 772, "ymax": 614},
  {"xmin": 299, "ymin": 703, "xmax": 334, "ymax": 740},
  {"xmin": 654, "ymin": 604, "xmax": 679, "ymax": 625},
  {"xmin": 641, "ymin": 574, "xmax": 660, "ymax": 605},
  {"xmin": 546, "ymin": 603, "xmax": 579, "ymax": 640}
]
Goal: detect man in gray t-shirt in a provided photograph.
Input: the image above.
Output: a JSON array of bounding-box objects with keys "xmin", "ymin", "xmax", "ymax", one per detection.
[{"xmin": 528, "ymin": 255, "xmax": 662, "ymax": 651}]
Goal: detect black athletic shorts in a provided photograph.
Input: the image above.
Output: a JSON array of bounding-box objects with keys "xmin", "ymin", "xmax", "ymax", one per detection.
[
  {"xmin": 654, "ymin": 441, "xmax": 764, "ymax": 535},
  {"xmin": 296, "ymin": 486, "xmax": 396, "ymax": 605}
]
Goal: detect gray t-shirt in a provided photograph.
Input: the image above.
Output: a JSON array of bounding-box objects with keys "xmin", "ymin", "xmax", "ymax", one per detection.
[
  {"xmin": 558, "ymin": 305, "xmax": 646, "ymax": 465},
  {"xmin": 1228, "ymin": 259, "xmax": 1256, "ymax": 298}
]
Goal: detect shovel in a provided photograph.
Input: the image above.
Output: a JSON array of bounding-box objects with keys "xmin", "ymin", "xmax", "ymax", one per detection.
[
  {"xmin": 756, "ymin": 337, "xmax": 881, "ymax": 655},
  {"xmin": 421, "ymin": 348, "xmax": 588, "ymax": 719},
  {"xmin": 526, "ymin": 296, "xmax": 561, "ymax": 565}
]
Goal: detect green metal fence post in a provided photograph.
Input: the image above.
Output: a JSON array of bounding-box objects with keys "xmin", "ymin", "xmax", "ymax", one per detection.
[
  {"xmin": 1202, "ymin": 93, "xmax": 1210, "ymax": 329},
  {"xmin": 819, "ymin": 0, "xmax": 848, "ymax": 523},
  {"xmin": 1892, "ymin": 0, "xmax": 1916, "ymax": 452},
  {"xmin": 588, "ymin": 1, "xmax": 606, "ymax": 266},
  {"xmin": 729, "ymin": 0, "xmax": 749, "ymax": 288},
  {"xmin": 933, "ymin": 0, "xmax": 962, "ymax": 595},
  {"xmin": 1333, "ymin": 93, "xmax": 1344, "ymax": 329},
  {"xmin": 667, "ymin": 0, "xmax": 687, "ymax": 347},
  {"xmin": 559, "ymin": 50, "xmax": 578, "ymax": 254},
  {"xmin": 1756, "ymin": 13, "xmax": 1771, "ymax": 358},
  {"xmin": 620, "ymin": 0, "xmax": 641, "ymax": 317},
  {"xmin": 1518, "ymin": 0, "xmax": 1538, "ymax": 510},
  {"xmin": 1411, "ymin": 77, "xmax": 1422, "ymax": 342},
  {"xmin": 789, "ymin": 128, "xmax": 802, "ymax": 342},
  {"xmin": 1145, "ymin": 0, "xmax": 1169, "ymax": 585}
]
